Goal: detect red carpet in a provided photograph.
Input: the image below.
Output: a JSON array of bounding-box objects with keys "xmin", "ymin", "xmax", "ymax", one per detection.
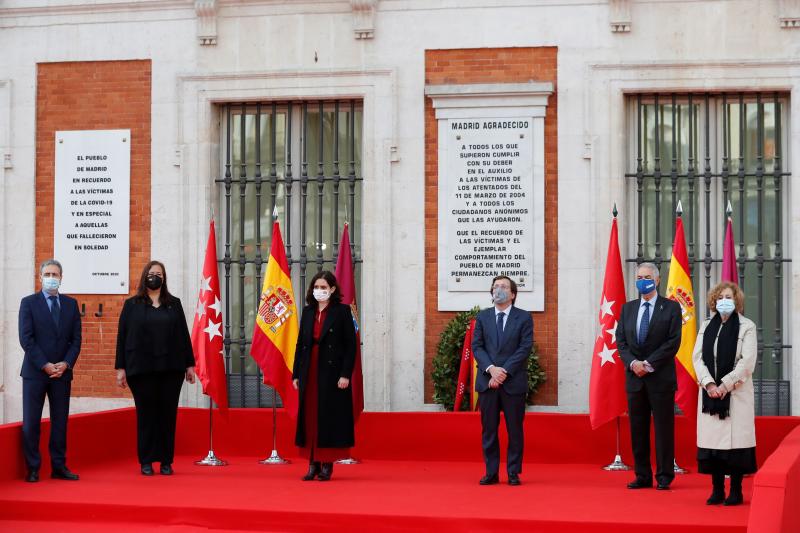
[{"xmin": 0, "ymin": 409, "xmax": 798, "ymax": 532}]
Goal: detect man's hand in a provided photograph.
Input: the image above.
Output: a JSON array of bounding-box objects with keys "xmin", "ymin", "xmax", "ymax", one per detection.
[
  {"xmin": 630, "ymin": 361, "xmax": 649, "ymax": 378},
  {"xmin": 185, "ymin": 367, "xmax": 196, "ymax": 384},
  {"xmin": 488, "ymin": 366, "xmax": 507, "ymax": 384},
  {"xmin": 488, "ymin": 377, "xmax": 501, "ymax": 389},
  {"xmin": 292, "ymin": 379, "xmax": 299, "ymax": 390},
  {"xmin": 50, "ymin": 362, "xmax": 68, "ymax": 379},
  {"xmin": 43, "ymin": 363, "xmax": 58, "ymax": 378},
  {"xmin": 337, "ymin": 377, "xmax": 350, "ymax": 389}
]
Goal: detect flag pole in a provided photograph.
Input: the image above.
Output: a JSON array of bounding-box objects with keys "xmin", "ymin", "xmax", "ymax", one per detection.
[
  {"xmin": 259, "ymin": 387, "xmax": 290, "ymax": 464},
  {"xmin": 602, "ymin": 421, "xmax": 631, "ymax": 472},
  {"xmin": 196, "ymin": 396, "xmax": 227, "ymax": 466},
  {"xmin": 259, "ymin": 206, "xmax": 291, "ymax": 465}
]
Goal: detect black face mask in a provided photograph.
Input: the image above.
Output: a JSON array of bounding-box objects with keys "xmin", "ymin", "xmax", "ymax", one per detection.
[{"xmin": 145, "ymin": 275, "xmax": 163, "ymax": 290}]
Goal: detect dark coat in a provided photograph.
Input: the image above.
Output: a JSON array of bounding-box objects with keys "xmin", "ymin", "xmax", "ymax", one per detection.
[
  {"xmin": 292, "ymin": 302, "xmax": 357, "ymax": 448},
  {"xmin": 471, "ymin": 305, "xmax": 534, "ymax": 395},
  {"xmin": 19, "ymin": 292, "xmax": 82, "ymax": 381},
  {"xmin": 616, "ymin": 295, "xmax": 682, "ymax": 392},
  {"xmin": 115, "ymin": 296, "xmax": 195, "ymax": 378}
]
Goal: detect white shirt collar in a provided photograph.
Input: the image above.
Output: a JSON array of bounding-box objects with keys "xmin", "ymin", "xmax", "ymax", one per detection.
[
  {"xmin": 639, "ymin": 293, "xmax": 657, "ymax": 308},
  {"xmin": 494, "ymin": 304, "xmax": 513, "ymax": 316}
]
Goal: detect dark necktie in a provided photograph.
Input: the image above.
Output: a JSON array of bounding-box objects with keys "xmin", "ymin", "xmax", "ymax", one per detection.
[
  {"xmin": 49, "ymin": 295, "xmax": 61, "ymax": 326},
  {"xmin": 496, "ymin": 312, "xmax": 505, "ymax": 348},
  {"xmin": 638, "ymin": 301, "xmax": 650, "ymax": 345}
]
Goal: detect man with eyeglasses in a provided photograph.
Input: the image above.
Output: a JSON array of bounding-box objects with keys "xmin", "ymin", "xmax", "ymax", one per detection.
[
  {"xmin": 18, "ymin": 259, "xmax": 82, "ymax": 482},
  {"xmin": 472, "ymin": 275, "xmax": 534, "ymax": 486}
]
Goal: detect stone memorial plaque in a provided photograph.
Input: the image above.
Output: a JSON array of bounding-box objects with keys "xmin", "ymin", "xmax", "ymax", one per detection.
[
  {"xmin": 53, "ymin": 129, "xmax": 130, "ymax": 294},
  {"xmin": 444, "ymin": 119, "xmax": 534, "ymax": 292}
]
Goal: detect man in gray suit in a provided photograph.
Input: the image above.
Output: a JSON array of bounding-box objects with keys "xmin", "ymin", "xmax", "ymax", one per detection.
[{"xmin": 471, "ymin": 275, "xmax": 534, "ymax": 486}]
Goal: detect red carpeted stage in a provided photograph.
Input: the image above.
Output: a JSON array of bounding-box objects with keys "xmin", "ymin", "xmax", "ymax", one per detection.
[{"xmin": 0, "ymin": 409, "xmax": 799, "ymax": 532}]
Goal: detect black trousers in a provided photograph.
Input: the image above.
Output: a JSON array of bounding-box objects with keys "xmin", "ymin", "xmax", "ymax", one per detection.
[
  {"xmin": 127, "ymin": 371, "xmax": 184, "ymax": 465},
  {"xmin": 479, "ymin": 387, "xmax": 526, "ymax": 476},
  {"xmin": 627, "ymin": 387, "xmax": 675, "ymax": 485},
  {"xmin": 22, "ymin": 378, "xmax": 71, "ymax": 471}
]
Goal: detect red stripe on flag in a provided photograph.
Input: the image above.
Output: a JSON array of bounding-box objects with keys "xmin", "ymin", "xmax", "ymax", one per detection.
[
  {"xmin": 252, "ymin": 328, "xmax": 298, "ymax": 418},
  {"xmin": 672, "ymin": 218, "xmax": 690, "ymax": 272},
  {"xmin": 675, "ymin": 359, "xmax": 698, "ymax": 419}
]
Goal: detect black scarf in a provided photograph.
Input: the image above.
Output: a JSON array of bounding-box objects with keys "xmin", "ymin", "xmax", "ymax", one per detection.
[{"xmin": 701, "ymin": 312, "xmax": 739, "ymax": 420}]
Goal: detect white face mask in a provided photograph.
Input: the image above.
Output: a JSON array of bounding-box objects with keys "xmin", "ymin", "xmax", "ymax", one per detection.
[
  {"xmin": 313, "ymin": 288, "xmax": 331, "ymax": 302},
  {"xmin": 42, "ymin": 276, "xmax": 61, "ymax": 293},
  {"xmin": 716, "ymin": 297, "xmax": 736, "ymax": 317}
]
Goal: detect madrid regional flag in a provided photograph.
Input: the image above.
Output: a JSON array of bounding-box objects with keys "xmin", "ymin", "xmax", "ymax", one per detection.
[
  {"xmin": 666, "ymin": 215, "xmax": 698, "ymax": 418},
  {"xmin": 251, "ymin": 220, "xmax": 300, "ymax": 418},
  {"xmin": 589, "ymin": 216, "xmax": 628, "ymax": 430},
  {"xmin": 190, "ymin": 220, "xmax": 228, "ymax": 413}
]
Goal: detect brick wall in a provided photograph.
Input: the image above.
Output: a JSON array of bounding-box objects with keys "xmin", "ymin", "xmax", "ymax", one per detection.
[
  {"xmin": 425, "ymin": 48, "xmax": 558, "ymax": 405},
  {"xmin": 36, "ymin": 60, "xmax": 151, "ymax": 398}
]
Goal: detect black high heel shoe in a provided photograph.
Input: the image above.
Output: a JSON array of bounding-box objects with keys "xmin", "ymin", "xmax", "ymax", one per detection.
[{"xmin": 302, "ymin": 462, "xmax": 321, "ymax": 481}]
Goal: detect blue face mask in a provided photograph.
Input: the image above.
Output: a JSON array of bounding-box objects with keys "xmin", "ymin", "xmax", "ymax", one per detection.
[
  {"xmin": 716, "ymin": 298, "xmax": 735, "ymax": 317},
  {"xmin": 635, "ymin": 278, "xmax": 656, "ymax": 295},
  {"xmin": 42, "ymin": 277, "xmax": 60, "ymax": 293}
]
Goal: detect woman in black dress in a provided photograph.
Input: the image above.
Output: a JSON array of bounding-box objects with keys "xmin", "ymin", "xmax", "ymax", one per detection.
[
  {"xmin": 115, "ymin": 260, "xmax": 196, "ymax": 476},
  {"xmin": 292, "ymin": 271, "xmax": 357, "ymax": 481}
]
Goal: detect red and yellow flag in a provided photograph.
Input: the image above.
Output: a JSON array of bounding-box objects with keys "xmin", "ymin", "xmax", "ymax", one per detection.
[
  {"xmin": 251, "ymin": 221, "xmax": 300, "ymax": 418},
  {"xmin": 666, "ymin": 216, "xmax": 698, "ymax": 418}
]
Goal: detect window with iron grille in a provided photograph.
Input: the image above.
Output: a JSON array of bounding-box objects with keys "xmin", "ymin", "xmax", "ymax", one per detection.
[
  {"xmin": 217, "ymin": 101, "xmax": 363, "ymax": 408},
  {"xmin": 626, "ymin": 92, "xmax": 792, "ymax": 415}
]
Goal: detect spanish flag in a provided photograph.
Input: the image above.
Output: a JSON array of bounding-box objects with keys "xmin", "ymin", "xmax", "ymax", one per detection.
[
  {"xmin": 251, "ymin": 221, "xmax": 300, "ymax": 418},
  {"xmin": 666, "ymin": 215, "xmax": 698, "ymax": 418}
]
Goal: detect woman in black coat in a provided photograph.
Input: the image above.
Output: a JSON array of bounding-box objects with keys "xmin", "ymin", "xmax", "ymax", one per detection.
[
  {"xmin": 292, "ymin": 270, "xmax": 357, "ymax": 481},
  {"xmin": 115, "ymin": 260, "xmax": 196, "ymax": 476}
]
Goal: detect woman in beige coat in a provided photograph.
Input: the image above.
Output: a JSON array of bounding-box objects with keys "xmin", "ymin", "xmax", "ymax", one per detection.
[{"xmin": 692, "ymin": 281, "xmax": 757, "ymax": 506}]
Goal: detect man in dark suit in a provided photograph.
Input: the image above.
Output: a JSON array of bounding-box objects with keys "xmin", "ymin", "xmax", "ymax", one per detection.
[
  {"xmin": 472, "ymin": 275, "xmax": 534, "ymax": 486},
  {"xmin": 616, "ymin": 262, "xmax": 681, "ymax": 490},
  {"xmin": 18, "ymin": 259, "xmax": 82, "ymax": 482}
]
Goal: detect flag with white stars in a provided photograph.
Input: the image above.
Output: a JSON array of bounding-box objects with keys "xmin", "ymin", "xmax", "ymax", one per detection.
[
  {"xmin": 190, "ymin": 220, "xmax": 228, "ymax": 412},
  {"xmin": 589, "ymin": 217, "xmax": 628, "ymax": 430}
]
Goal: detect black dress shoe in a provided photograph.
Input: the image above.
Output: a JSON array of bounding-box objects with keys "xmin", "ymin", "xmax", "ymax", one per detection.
[
  {"xmin": 508, "ymin": 473, "xmax": 521, "ymax": 486},
  {"xmin": 479, "ymin": 473, "xmax": 499, "ymax": 485},
  {"xmin": 302, "ymin": 462, "xmax": 320, "ymax": 481},
  {"xmin": 160, "ymin": 464, "xmax": 173, "ymax": 476},
  {"xmin": 706, "ymin": 489, "xmax": 725, "ymax": 505},
  {"xmin": 317, "ymin": 462, "xmax": 333, "ymax": 481},
  {"xmin": 141, "ymin": 463, "xmax": 154, "ymax": 476},
  {"xmin": 627, "ymin": 479, "xmax": 652, "ymax": 489},
  {"xmin": 51, "ymin": 467, "xmax": 79, "ymax": 481},
  {"xmin": 724, "ymin": 492, "xmax": 743, "ymax": 506},
  {"xmin": 656, "ymin": 483, "xmax": 671, "ymax": 491},
  {"xmin": 25, "ymin": 470, "xmax": 39, "ymax": 483}
]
